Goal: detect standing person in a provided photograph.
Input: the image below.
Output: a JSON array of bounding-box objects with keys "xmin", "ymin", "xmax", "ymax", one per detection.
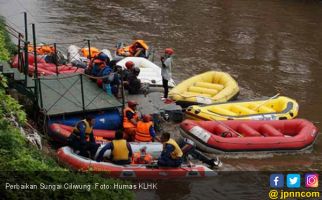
[
  {"xmin": 123, "ymin": 101, "xmax": 139, "ymax": 140},
  {"xmin": 158, "ymin": 132, "xmax": 183, "ymax": 167},
  {"xmin": 67, "ymin": 115, "xmax": 99, "ymax": 158},
  {"xmin": 95, "ymin": 129, "xmax": 133, "ymax": 165},
  {"xmin": 161, "ymin": 48, "xmax": 174, "ymax": 100}
]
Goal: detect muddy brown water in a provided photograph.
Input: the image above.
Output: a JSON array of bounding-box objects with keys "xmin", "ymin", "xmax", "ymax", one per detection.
[{"xmin": 1, "ymin": 0, "xmax": 322, "ymax": 199}]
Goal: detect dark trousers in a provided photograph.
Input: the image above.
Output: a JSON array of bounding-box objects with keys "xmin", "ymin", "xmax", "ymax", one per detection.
[
  {"xmin": 158, "ymin": 157, "xmax": 182, "ymax": 167},
  {"xmin": 68, "ymin": 135, "xmax": 99, "ymax": 158},
  {"xmin": 162, "ymin": 78, "xmax": 169, "ymax": 98},
  {"xmin": 182, "ymin": 145, "xmax": 215, "ymax": 166}
]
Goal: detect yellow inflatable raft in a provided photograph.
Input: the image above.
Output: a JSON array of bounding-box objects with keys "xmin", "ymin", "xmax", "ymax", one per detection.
[
  {"xmin": 169, "ymin": 71, "xmax": 239, "ymax": 106},
  {"xmin": 185, "ymin": 96, "xmax": 299, "ymax": 121}
]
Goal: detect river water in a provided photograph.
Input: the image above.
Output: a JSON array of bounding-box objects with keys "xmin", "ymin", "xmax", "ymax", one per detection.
[{"xmin": 1, "ymin": 0, "xmax": 322, "ymax": 199}]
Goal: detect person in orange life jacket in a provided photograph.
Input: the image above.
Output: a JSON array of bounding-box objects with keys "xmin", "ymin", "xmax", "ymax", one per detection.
[
  {"xmin": 158, "ymin": 132, "xmax": 183, "ymax": 167},
  {"xmin": 161, "ymin": 48, "xmax": 174, "ymax": 100},
  {"xmin": 67, "ymin": 115, "xmax": 99, "ymax": 158},
  {"xmin": 135, "ymin": 114, "xmax": 157, "ymax": 142},
  {"xmin": 123, "ymin": 101, "xmax": 140, "ymax": 140},
  {"xmin": 90, "ymin": 52, "xmax": 110, "ymax": 77},
  {"xmin": 95, "ymin": 129, "xmax": 132, "ymax": 165},
  {"xmin": 132, "ymin": 146, "xmax": 152, "ymax": 164},
  {"xmin": 126, "ymin": 42, "xmax": 146, "ymax": 57}
]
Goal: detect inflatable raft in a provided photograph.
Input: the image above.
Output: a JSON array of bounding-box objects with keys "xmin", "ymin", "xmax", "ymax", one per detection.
[
  {"xmin": 169, "ymin": 71, "xmax": 239, "ymax": 106},
  {"xmin": 48, "ymin": 110, "xmax": 122, "ymax": 130},
  {"xmin": 179, "ymin": 119, "xmax": 318, "ymax": 153},
  {"xmin": 185, "ymin": 96, "xmax": 299, "ymax": 121},
  {"xmin": 117, "ymin": 57, "xmax": 175, "ymax": 87},
  {"xmin": 48, "ymin": 123, "xmax": 115, "ymax": 143},
  {"xmin": 57, "ymin": 146, "xmax": 215, "ymax": 179},
  {"xmin": 11, "ymin": 54, "xmax": 83, "ymax": 75}
]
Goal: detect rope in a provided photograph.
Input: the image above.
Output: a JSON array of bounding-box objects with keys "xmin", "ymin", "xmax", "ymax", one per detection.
[
  {"xmin": 35, "ymin": 73, "xmax": 81, "ymax": 80},
  {"xmin": 253, "ymin": 93, "xmax": 280, "ymax": 111},
  {"xmin": 55, "ymin": 40, "xmax": 88, "ymax": 45}
]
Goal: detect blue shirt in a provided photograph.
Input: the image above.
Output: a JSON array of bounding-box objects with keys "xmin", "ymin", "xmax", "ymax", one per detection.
[
  {"xmin": 159, "ymin": 144, "xmax": 175, "ymax": 162},
  {"xmin": 76, "ymin": 121, "xmax": 95, "ymax": 144},
  {"xmin": 149, "ymin": 126, "xmax": 156, "ymax": 138}
]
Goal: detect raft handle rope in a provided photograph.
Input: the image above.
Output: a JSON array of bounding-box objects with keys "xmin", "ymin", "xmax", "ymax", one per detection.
[{"xmin": 253, "ymin": 93, "xmax": 280, "ymax": 111}]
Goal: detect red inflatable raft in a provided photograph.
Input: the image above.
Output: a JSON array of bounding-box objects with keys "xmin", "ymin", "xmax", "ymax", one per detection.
[
  {"xmin": 11, "ymin": 54, "xmax": 84, "ymax": 76},
  {"xmin": 49, "ymin": 123, "xmax": 115, "ymax": 144},
  {"xmin": 57, "ymin": 146, "xmax": 215, "ymax": 179},
  {"xmin": 179, "ymin": 119, "xmax": 318, "ymax": 153}
]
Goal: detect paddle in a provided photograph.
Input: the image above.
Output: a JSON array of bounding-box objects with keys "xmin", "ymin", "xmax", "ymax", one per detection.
[
  {"xmin": 253, "ymin": 93, "xmax": 280, "ymax": 112},
  {"xmin": 206, "ymin": 116, "xmax": 244, "ymax": 137}
]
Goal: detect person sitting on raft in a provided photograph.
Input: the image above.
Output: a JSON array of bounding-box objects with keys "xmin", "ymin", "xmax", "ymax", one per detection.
[
  {"xmin": 95, "ymin": 129, "xmax": 133, "ymax": 165},
  {"xmin": 86, "ymin": 52, "xmax": 110, "ymax": 76},
  {"xmin": 158, "ymin": 132, "xmax": 183, "ymax": 167},
  {"xmin": 134, "ymin": 114, "xmax": 158, "ymax": 142},
  {"xmin": 99, "ymin": 64, "xmax": 120, "ymax": 97},
  {"xmin": 117, "ymin": 40, "xmax": 148, "ymax": 58},
  {"xmin": 123, "ymin": 101, "xmax": 140, "ymax": 141},
  {"xmin": 122, "ymin": 61, "xmax": 142, "ymax": 94},
  {"xmin": 67, "ymin": 115, "xmax": 99, "ymax": 158}
]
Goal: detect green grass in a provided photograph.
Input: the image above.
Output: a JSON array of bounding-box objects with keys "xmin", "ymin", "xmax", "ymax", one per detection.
[{"xmin": 0, "ymin": 17, "xmax": 133, "ymax": 199}]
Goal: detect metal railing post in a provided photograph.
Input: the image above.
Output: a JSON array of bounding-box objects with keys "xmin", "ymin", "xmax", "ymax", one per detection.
[
  {"xmin": 87, "ymin": 40, "xmax": 91, "ymax": 59},
  {"xmin": 80, "ymin": 74, "xmax": 86, "ymax": 116},
  {"xmin": 24, "ymin": 12, "xmax": 29, "ymax": 86},
  {"xmin": 32, "ymin": 23, "xmax": 43, "ymax": 108},
  {"xmin": 54, "ymin": 43, "xmax": 58, "ymax": 75}
]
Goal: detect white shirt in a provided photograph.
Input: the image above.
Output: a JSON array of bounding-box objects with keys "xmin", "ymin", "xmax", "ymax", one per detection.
[{"xmin": 161, "ymin": 56, "xmax": 172, "ymax": 81}]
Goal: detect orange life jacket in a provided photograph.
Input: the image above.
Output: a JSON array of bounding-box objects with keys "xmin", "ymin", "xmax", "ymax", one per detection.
[
  {"xmin": 117, "ymin": 40, "xmax": 148, "ymax": 57},
  {"xmin": 81, "ymin": 47, "xmax": 100, "ymax": 58},
  {"xmin": 123, "ymin": 107, "xmax": 139, "ymax": 129},
  {"xmin": 135, "ymin": 121, "xmax": 153, "ymax": 142},
  {"xmin": 28, "ymin": 44, "xmax": 55, "ymax": 55},
  {"xmin": 132, "ymin": 152, "xmax": 152, "ymax": 164}
]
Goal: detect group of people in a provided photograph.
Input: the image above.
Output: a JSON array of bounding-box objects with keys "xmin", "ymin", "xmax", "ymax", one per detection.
[
  {"xmin": 85, "ymin": 52, "xmax": 155, "ymax": 97},
  {"xmin": 67, "ymin": 111, "xmax": 184, "ymax": 167},
  {"xmin": 66, "ymin": 44, "xmax": 221, "ymax": 168},
  {"xmin": 83, "ymin": 43, "xmax": 174, "ymax": 102}
]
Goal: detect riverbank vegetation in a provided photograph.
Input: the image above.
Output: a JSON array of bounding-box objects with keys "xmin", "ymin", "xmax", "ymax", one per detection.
[{"xmin": 0, "ymin": 17, "xmax": 132, "ymax": 199}]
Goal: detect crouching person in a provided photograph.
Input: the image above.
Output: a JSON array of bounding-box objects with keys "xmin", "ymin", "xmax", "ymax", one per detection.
[
  {"xmin": 158, "ymin": 132, "xmax": 183, "ymax": 167},
  {"xmin": 67, "ymin": 115, "xmax": 99, "ymax": 158},
  {"xmin": 95, "ymin": 130, "xmax": 132, "ymax": 165}
]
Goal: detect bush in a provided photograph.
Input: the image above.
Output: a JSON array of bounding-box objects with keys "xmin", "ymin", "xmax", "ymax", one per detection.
[{"xmin": 0, "ymin": 17, "xmax": 16, "ymax": 61}]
